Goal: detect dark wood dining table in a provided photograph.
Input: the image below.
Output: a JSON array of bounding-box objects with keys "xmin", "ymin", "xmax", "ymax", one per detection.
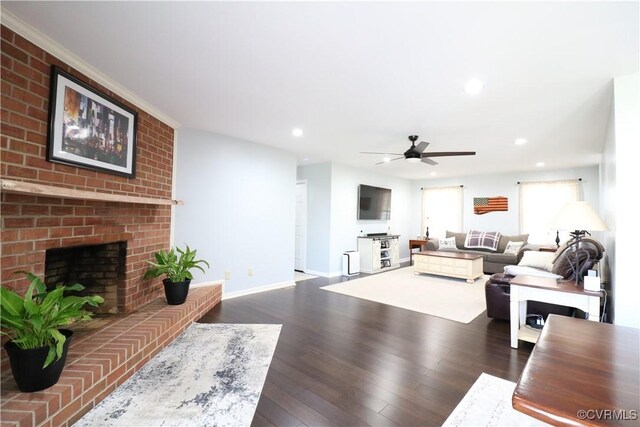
[{"xmin": 513, "ymin": 315, "xmax": 640, "ymax": 426}]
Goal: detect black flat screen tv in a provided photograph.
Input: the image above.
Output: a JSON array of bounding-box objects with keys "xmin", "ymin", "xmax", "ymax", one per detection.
[{"xmin": 358, "ymin": 184, "xmax": 392, "ymax": 220}]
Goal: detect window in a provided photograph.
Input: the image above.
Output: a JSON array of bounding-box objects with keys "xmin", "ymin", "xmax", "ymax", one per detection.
[
  {"xmin": 421, "ymin": 186, "xmax": 463, "ymax": 239},
  {"xmin": 519, "ymin": 179, "xmax": 580, "ymax": 244}
]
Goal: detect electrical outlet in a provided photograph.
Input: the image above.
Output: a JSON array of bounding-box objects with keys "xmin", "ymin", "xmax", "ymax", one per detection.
[
  {"xmin": 248, "ymin": 268, "xmax": 254, "ymax": 276},
  {"xmin": 224, "ymin": 271, "xmax": 231, "ymax": 280}
]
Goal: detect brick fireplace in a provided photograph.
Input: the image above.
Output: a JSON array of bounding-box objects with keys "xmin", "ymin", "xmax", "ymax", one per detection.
[
  {"xmin": 44, "ymin": 241, "xmax": 127, "ymax": 314},
  {"xmin": 1, "ymin": 26, "xmax": 174, "ymax": 312},
  {"xmin": 1, "ymin": 25, "xmax": 224, "ymax": 427}
]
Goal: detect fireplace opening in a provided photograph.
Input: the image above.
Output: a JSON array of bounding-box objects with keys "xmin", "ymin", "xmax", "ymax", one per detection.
[{"xmin": 44, "ymin": 241, "xmax": 126, "ymax": 314}]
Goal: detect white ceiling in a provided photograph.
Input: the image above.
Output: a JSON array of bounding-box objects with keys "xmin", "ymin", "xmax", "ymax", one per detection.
[{"xmin": 3, "ymin": 1, "xmax": 638, "ymax": 180}]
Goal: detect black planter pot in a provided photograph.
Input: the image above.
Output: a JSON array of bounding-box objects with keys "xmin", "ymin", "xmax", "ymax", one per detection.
[
  {"xmin": 163, "ymin": 278, "xmax": 191, "ymax": 305},
  {"xmin": 4, "ymin": 329, "xmax": 73, "ymax": 392}
]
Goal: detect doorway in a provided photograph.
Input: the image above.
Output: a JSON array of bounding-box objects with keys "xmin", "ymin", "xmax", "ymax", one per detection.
[{"xmin": 295, "ymin": 181, "xmax": 307, "ymax": 272}]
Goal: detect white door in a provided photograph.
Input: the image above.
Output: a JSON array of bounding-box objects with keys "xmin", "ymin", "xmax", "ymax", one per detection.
[{"xmin": 295, "ymin": 181, "xmax": 307, "ymax": 271}]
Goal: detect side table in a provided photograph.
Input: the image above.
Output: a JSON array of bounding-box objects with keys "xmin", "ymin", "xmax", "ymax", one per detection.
[
  {"xmin": 409, "ymin": 239, "xmax": 428, "ymax": 263},
  {"xmin": 509, "ymin": 275, "xmax": 602, "ymax": 348}
]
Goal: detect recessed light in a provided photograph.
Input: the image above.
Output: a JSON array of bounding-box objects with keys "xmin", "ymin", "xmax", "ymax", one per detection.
[
  {"xmin": 303, "ymin": 157, "xmax": 309, "ymax": 162},
  {"xmin": 383, "ymin": 157, "xmax": 391, "ymax": 163},
  {"xmin": 536, "ymin": 162, "xmax": 545, "ymax": 167},
  {"xmin": 292, "ymin": 128, "xmax": 303, "ymax": 137},
  {"xmin": 515, "ymin": 138, "xmax": 527, "ymax": 145},
  {"xmin": 430, "ymin": 172, "xmax": 437, "ymax": 176},
  {"xmin": 464, "ymin": 78, "xmax": 484, "ymax": 96}
]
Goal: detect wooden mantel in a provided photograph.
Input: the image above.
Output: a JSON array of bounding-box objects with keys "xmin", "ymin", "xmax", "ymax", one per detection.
[{"xmin": 0, "ymin": 179, "xmax": 183, "ymax": 206}]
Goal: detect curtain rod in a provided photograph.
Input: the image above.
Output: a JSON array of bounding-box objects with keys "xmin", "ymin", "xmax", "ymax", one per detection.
[
  {"xmin": 421, "ymin": 185, "xmax": 464, "ymax": 190},
  {"xmin": 517, "ymin": 178, "xmax": 582, "ymax": 185}
]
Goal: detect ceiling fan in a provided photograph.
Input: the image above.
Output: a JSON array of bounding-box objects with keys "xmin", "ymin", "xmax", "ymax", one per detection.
[{"xmin": 361, "ymin": 135, "xmax": 476, "ymax": 165}]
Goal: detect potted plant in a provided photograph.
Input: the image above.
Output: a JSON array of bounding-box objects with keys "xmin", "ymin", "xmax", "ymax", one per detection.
[
  {"xmin": 0, "ymin": 272, "xmax": 104, "ymax": 392},
  {"xmin": 144, "ymin": 245, "xmax": 209, "ymax": 305}
]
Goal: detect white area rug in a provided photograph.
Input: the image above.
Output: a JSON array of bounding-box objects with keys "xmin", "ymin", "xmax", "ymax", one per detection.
[
  {"xmin": 442, "ymin": 373, "xmax": 550, "ymax": 427},
  {"xmin": 321, "ymin": 267, "xmax": 488, "ymax": 323},
  {"xmin": 76, "ymin": 323, "xmax": 281, "ymax": 427},
  {"xmin": 294, "ymin": 271, "xmax": 318, "ymax": 281}
]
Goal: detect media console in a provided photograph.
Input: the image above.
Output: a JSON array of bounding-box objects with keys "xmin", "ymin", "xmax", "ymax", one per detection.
[{"xmin": 357, "ymin": 235, "xmax": 400, "ymax": 274}]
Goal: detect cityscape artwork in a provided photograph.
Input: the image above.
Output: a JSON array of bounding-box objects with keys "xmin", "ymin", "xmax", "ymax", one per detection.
[{"xmin": 47, "ymin": 66, "xmax": 138, "ymax": 178}]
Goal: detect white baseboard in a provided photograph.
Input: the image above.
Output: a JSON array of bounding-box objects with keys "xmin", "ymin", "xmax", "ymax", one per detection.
[
  {"xmin": 222, "ymin": 280, "xmax": 297, "ymax": 300},
  {"xmin": 305, "ymin": 269, "xmax": 343, "ymax": 278},
  {"xmin": 400, "ymin": 257, "xmax": 410, "ymax": 263}
]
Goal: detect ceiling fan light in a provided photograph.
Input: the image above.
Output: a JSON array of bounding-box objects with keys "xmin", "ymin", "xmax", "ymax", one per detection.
[{"xmin": 406, "ymin": 157, "xmax": 421, "ymax": 163}]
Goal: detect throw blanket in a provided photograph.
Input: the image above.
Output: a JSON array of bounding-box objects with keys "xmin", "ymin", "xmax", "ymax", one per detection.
[{"xmin": 465, "ymin": 230, "xmax": 501, "ymax": 251}]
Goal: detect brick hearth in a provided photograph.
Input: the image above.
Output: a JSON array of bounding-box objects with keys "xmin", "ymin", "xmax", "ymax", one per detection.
[{"xmin": 0, "ymin": 285, "xmax": 222, "ymax": 427}]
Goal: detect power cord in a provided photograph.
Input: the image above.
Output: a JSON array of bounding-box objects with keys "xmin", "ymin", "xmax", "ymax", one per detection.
[{"xmin": 601, "ymin": 288, "xmax": 608, "ymax": 323}]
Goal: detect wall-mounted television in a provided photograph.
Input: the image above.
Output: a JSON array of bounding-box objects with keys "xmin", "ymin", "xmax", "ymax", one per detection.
[{"xmin": 358, "ymin": 184, "xmax": 392, "ymax": 220}]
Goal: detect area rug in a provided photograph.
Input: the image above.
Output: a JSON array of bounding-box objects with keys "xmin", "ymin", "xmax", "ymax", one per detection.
[
  {"xmin": 442, "ymin": 373, "xmax": 550, "ymax": 427},
  {"xmin": 75, "ymin": 323, "xmax": 281, "ymax": 427},
  {"xmin": 320, "ymin": 267, "xmax": 488, "ymax": 323}
]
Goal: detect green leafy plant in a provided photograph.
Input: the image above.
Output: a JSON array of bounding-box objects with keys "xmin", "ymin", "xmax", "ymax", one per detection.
[
  {"xmin": 0, "ymin": 272, "xmax": 104, "ymax": 368},
  {"xmin": 143, "ymin": 245, "xmax": 210, "ymax": 283}
]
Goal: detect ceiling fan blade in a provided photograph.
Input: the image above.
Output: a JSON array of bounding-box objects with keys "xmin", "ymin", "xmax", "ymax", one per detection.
[
  {"xmin": 415, "ymin": 141, "xmax": 429, "ymax": 153},
  {"xmin": 421, "ymin": 157, "xmax": 438, "ymax": 165},
  {"xmin": 375, "ymin": 156, "xmax": 404, "ymax": 165},
  {"xmin": 421, "ymin": 151, "xmax": 476, "ymax": 158},
  {"xmin": 360, "ymin": 151, "xmax": 403, "ymax": 155}
]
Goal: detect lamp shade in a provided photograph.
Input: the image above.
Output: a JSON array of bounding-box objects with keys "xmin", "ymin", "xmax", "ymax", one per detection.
[{"xmin": 547, "ymin": 201, "xmax": 609, "ymax": 232}]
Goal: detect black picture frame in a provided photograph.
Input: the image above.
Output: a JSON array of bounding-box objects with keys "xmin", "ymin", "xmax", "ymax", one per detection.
[{"xmin": 46, "ymin": 66, "xmax": 137, "ymax": 178}]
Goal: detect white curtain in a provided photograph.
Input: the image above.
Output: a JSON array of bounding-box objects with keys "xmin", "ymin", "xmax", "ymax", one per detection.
[
  {"xmin": 421, "ymin": 186, "xmax": 463, "ymax": 239},
  {"xmin": 519, "ymin": 179, "xmax": 580, "ymax": 244}
]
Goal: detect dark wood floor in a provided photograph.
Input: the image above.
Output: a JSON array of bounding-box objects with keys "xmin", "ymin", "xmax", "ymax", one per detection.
[{"xmin": 198, "ymin": 265, "xmax": 534, "ymax": 427}]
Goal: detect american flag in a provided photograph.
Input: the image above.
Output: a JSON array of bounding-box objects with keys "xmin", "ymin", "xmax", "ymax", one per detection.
[{"xmin": 473, "ymin": 196, "xmax": 508, "ymax": 215}]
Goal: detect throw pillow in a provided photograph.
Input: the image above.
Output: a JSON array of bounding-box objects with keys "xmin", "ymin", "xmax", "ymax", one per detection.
[
  {"xmin": 518, "ymin": 251, "xmax": 555, "ymax": 271},
  {"xmin": 504, "ymin": 265, "xmax": 563, "ymax": 279},
  {"xmin": 438, "ymin": 236, "xmax": 458, "ymax": 251},
  {"xmin": 504, "ymin": 241, "xmax": 525, "ymax": 256},
  {"xmin": 464, "ymin": 230, "xmax": 501, "ymax": 252},
  {"xmin": 445, "ymin": 231, "xmax": 466, "ymax": 249},
  {"xmin": 497, "ymin": 234, "xmax": 529, "ymax": 253}
]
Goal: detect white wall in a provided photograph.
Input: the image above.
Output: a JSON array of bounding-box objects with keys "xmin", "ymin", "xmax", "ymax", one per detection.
[
  {"xmin": 601, "ymin": 90, "xmax": 616, "ymax": 321},
  {"xmin": 410, "ymin": 166, "xmax": 600, "ymax": 241},
  {"xmin": 297, "ymin": 162, "xmax": 413, "ymax": 276},
  {"xmin": 174, "ymin": 128, "xmax": 297, "ymax": 295},
  {"xmin": 296, "ymin": 163, "xmax": 332, "ymax": 274},
  {"xmin": 329, "ymin": 163, "xmax": 413, "ymax": 274},
  {"xmin": 610, "ymin": 73, "xmax": 639, "ymax": 328}
]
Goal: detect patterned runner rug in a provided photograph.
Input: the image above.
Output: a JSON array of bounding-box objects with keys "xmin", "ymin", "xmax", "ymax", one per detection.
[
  {"xmin": 442, "ymin": 373, "xmax": 549, "ymax": 426},
  {"xmin": 76, "ymin": 323, "xmax": 281, "ymax": 427}
]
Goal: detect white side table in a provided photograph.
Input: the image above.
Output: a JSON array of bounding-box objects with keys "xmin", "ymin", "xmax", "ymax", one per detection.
[{"xmin": 509, "ymin": 275, "xmax": 602, "ymax": 349}]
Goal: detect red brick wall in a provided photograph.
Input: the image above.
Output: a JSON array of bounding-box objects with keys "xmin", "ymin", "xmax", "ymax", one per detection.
[{"xmin": 1, "ymin": 26, "xmax": 174, "ymax": 312}]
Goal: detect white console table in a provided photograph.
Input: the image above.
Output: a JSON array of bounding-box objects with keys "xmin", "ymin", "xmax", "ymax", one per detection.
[
  {"xmin": 357, "ymin": 235, "xmax": 400, "ymax": 274},
  {"xmin": 509, "ymin": 275, "xmax": 602, "ymax": 349}
]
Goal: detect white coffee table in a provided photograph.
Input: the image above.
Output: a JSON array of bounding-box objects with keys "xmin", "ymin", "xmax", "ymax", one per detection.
[{"xmin": 413, "ymin": 250, "xmax": 484, "ymax": 283}]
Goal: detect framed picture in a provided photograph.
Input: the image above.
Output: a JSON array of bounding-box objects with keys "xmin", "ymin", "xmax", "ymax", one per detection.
[{"xmin": 47, "ymin": 66, "xmax": 137, "ymax": 178}]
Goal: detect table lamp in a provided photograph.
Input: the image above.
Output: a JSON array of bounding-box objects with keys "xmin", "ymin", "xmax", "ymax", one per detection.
[{"xmin": 547, "ymin": 201, "xmax": 608, "ymax": 286}]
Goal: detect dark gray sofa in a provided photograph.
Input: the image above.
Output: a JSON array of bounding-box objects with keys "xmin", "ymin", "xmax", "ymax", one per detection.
[{"xmin": 423, "ymin": 230, "xmax": 532, "ymax": 274}]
